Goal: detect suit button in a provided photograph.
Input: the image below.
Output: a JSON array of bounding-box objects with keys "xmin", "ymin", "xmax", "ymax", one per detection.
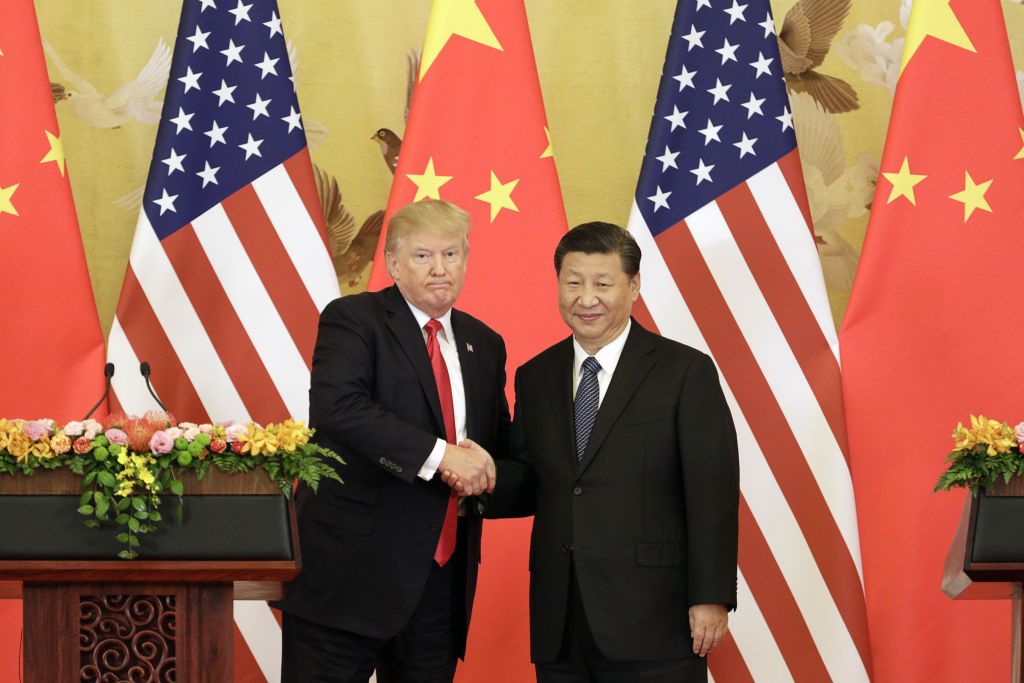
[
  {"xmin": 379, "ymin": 457, "xmax": 386, "ymax": 465},
  {"xmin": 431, "ymin": 522, "xmax": 441, "ymax": 532},
  {"xmin": 572, "ymin": 486, "xmax": 582, "ymax": 496}
]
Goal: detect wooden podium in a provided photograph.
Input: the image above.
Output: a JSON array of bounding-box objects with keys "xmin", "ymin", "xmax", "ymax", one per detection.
[
  {"xmin": 944, "ymin": 477, "xmax": 1024, "ymax": 682},
  {"xmin": 0, "ymin": 469, "xmax": 300, "ymax": 682}
]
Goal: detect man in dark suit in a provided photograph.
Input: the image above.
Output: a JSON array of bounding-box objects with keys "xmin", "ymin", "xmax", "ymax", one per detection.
[
  {"xmin": 274, "ymin": 199, "xmax": 509, "ymax": 683},
  {"xmin": 456, "ymin": 222, "xmax": 739, "ymax": 682}
]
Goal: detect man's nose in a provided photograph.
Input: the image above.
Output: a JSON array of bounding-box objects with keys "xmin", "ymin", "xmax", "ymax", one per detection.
[{"xmin": 578, "ymin": 285, "xmax": 599, "ymax": 307}]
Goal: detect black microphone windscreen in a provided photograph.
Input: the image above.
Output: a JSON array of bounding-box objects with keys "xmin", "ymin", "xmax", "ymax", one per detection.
[
  {"xmin": 140, "ymin": 361, "xmax": 151, "ymax": 377},
  {"xmin": 104, "ymin": 362, "xmax": 115, "ymax": 378}
]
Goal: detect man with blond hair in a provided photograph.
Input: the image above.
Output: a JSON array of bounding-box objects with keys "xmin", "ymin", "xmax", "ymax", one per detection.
[{"xmin": 275, "ymin": 200, "xmax": 508, "ymax": 682}]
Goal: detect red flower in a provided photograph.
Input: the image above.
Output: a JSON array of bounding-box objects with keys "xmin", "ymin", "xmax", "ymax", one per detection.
[
  {"xmin": 230, "ymin": 440, "xmax": 245, "ymax": 454},
  {"xmin": 209, "ymin": 437, "xmax": 227, "ymax": 454},
  {"xmin": 72, "ymin": 437, "xmax": 92, "ymax": 455}
]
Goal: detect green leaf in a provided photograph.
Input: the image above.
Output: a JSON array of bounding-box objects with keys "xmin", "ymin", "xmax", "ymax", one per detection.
[
  {"xmin": 169, "ymin": 479, "xmax": 184, "ymax": 496},
  {"xmin": 82, "ymin": 520, "xmax": 100, "ymax": 529},
  {"xmin": 149, "ymin": 511, "xmax": 162, "ymax": 522},
  {"xmin": 117, "ymin": 550, "xmax": 134, "ymax": 560},
  {"xmin": 128, "ymin": 517, "xmax": 140, "ymax": 532},
  {"xmin": 131, "ymin": 497, "xmax": 147, "ymax": 512},
  {"xmin": 134, "ymin": 510, "xmax": 149, "ymax": 519},
  {"xmin": 79, "ymin": 491, "xmax": 94, "ymax": 506},
  {"xmin": 116, "ymin": 533, "xmax": 129, "ymax": 543},
  {"xmin": 115, "ymin": 513, "xmax": 130, "ymax": 525},
  {"xmin": 97, "ymin": 471, "xmax": 116, "ymax": 488},
  {"xmin": 96, "ymin": 498, "xmax": 110, "ymax": 518},
  {"xmin": 83, "ymin": 470, "xmax": 98, "ymax": 486},
  {"xmin": 77, "ymin": 504, "xmax": 95, "ymax": 515},
  {"xmin": 116, "ymin": 497, "xmax": 131, "ymax": 511},
  {"xmin": 127, "ymin": 535, "xmax": 140, "ymax": 547}
]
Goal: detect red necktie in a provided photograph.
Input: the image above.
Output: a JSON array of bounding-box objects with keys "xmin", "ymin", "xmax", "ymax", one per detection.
[{"xmin": 425, "ymin": 319, "xmax": 458, "ymax": 566}]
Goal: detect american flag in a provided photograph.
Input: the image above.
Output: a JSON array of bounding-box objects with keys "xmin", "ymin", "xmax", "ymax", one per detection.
[
  {"xmin": 107, "ymin": 0, "xmax": 338, "ymax": 679},
  {"xmin": 625, "ymin": 1, "xmax": 873, "ymax": 681}
]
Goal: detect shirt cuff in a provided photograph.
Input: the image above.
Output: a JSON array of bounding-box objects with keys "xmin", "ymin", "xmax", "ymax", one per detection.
[{"xmin": 418, "ymin": 438, "xmax": 447, "ymax": 481}]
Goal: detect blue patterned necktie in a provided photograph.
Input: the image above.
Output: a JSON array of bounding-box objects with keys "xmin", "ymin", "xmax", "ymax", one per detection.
[{"xmin": 574, "ymin": 356, "xmax": 602, "ymax": 462}]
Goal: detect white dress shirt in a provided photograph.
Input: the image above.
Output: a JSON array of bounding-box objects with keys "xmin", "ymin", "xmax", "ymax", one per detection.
[
  {"xmin": 405, "ymin": 302, "xmax": 467, "ymax": 481},
  {"xmin": 572, "ymin": 319, "xmax": 632, "ymax": 406}
]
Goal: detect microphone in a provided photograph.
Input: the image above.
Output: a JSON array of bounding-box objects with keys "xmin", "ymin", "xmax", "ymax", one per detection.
[
  {"xmin": 139, "ymin": 361, "xmax": 169, "ymax": 413},
  {"xmin": 82, "ymin": 363, "xmax": 115, "ymax": 421}
]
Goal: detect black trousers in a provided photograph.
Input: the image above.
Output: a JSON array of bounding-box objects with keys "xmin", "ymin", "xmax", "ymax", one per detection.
[
  {"xmin": 536, "ymin": 563, "xmax": 706, "ymax": 683},
  {"xmin": 281, "ymin": 528, "xmax": 467, "ymax": 683}
]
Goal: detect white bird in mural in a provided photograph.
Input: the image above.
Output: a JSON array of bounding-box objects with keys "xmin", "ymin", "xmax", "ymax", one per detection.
[
  {"xmin": 790, "ymin": 91, "xmax": 875, "ymax": 292},
  {"xmin": 43, "ymin": 38, "xmax": 171, "ymax": 128}
]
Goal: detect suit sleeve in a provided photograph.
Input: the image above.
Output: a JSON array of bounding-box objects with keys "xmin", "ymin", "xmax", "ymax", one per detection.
[
  {"xmin": 481, "ymin": 367, "xmax": 537, "ymax": 518},
  {"xmin": 308, "ymin": 299, "xmax": 437, "ymax": 483},
  {"xmin": 679, "ymin": 353, "xmax": 739, "ymax": 609}
]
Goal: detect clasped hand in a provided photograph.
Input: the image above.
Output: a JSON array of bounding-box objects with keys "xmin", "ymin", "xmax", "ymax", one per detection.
[{"xmin": 438, "ymin": 439, "xmax": 495, "ymax": 496}]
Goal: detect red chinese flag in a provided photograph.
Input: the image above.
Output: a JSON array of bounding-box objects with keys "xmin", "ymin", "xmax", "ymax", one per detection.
[
  {"xmin": 0, "ymin": 1, "xmax": 106, "ymax": 422},
  {"xmin": 367, "ymin": 0, "xmax": 568, "ymax": 678},
  {"xmin": 840, "ymin": 1, "xmax": 1024, "ymax": 681},
  {"xmin": 0, "ymin": 2, "xmax": 107, "ymax": 680}
]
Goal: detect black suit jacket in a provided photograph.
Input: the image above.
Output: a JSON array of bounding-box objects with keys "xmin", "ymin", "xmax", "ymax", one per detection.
[
  {"xmin": 487, "ymin": 321, "xmax": 739, "ymax": 663},
  {"xmin": 273, "ymin": 285, "xmax": 510, "ymax": 655}
]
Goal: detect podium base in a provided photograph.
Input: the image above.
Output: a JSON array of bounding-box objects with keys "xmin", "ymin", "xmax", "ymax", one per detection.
[{"xmin": 24, "ymin": 582, "xmax": 233, "ymax": 683}]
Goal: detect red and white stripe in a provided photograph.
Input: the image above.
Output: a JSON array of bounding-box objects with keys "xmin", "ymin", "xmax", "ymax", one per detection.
[
  {"xmin": 627, "ymin": 149, "xmax": 872, "ymax": 682},
  {"xmin": 108, "ymin": 148, "xmax": 338, "ymax": 682}
]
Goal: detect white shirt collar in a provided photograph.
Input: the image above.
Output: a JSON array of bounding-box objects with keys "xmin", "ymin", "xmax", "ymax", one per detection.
[
  {"xmin": 405, "ymin": 299, "xmax": 454, "ymax": 341},
  {"xmin": 573, "ymin": 319, "xmax": 631, "ymax": 380}
]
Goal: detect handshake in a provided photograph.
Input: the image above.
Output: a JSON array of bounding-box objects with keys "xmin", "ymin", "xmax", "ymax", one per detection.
[{"xmin": 438, "ymin": 439, "xmax": 495, "ymax": 497}]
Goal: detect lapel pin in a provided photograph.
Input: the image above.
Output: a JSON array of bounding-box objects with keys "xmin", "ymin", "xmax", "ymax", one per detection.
[{"xmin": 466, "ymin": 342, "xmax": 474, "ymax": 353}]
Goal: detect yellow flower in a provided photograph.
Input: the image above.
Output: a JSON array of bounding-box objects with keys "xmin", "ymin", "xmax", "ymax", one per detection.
[
  {"xmin": 50, "ymin": 433, "xmax": 71, "ymax": 454},
  {"xmin": 115, "ymin": 482, "xmax": 134, "ymax": 497},
  {"xmin": 238, "ymin": 426, "xmax": 279, "ymax": 456},
  {"xmin": 952, "ymin": 415, "xmax": 1017, "ymax": 456},
  {"xmin": 28, "ymin": 438, "xmax": 55, "ymax": 460},
  {"xmin": 7, "ymin": 431, "xmax": 30, "ymax": 463}
]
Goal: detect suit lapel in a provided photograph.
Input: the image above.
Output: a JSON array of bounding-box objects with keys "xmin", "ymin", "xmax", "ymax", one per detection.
[
  {"xmin": 546, "ymin": 338, "xmax": 577, "ymax": 475},
  {"xmin": 451, "ymin": 310, "xmax": 479, "ymax": 440},
  {"xmin": 382, "ymin": 286, "xmax": 444, "ymax": 436},
  {"xmin": 575, "ymin": 322, "xmax": 656, "ymax": 480}
]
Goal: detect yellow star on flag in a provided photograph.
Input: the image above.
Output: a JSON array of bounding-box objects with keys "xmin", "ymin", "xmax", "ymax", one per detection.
[
  {"xmin": 406, "ymin": 157, "xmax": 453, "ymax": 201},
  {"xmin": 540, "ymin": 126, "xmax": 554, "ymax": 159},
  {"xmin": 1015, "ymin": 128, "xmax": 1024, "ymax": 161},
  {"xmin": 40, "ymin": 130, "xmax": 67, "ymax": 177},
  {"xmin": 881, "ymin": 157, "xmax": 927, "ymax": 205},
  {"xmin": 475, "ymin": 171, "xmax": 519, "ymax": 222},
  {"xmin": 949, "ymin": 171, "xmax": 992, "ymax": 222},
  {"xmin": 0, "ymin": 184, "xmax": 20, "ymax": 217},
  {"xmin": 420, "ymin": 0, "xmax": 502, "ymax": 80},
  {"xmin": 900, "ymin": 0, "xmax": 975, "ymax": 74}
]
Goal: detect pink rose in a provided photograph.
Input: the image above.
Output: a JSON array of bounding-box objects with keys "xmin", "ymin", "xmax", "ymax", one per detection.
[
  {"xmin": 179, "ymin": 422, "xmax": 198, "ymax": 430},
  {"xmin": 73, "ymin": 437, "xmax": 92, "ymax": 455},
  {"xmin": 105, "ymin": 428, "xmax": 128, "ymax": 447},
  {"xmin": 1015, "ymin": 422, "xmax": 1024, "ymax": 444},
  {"xmin": 164, "ymin": 427, "xmax": 184, "ymax": 440},
  {"xmin": 198, "ymin": 424, "xmax": 214, "ymax": 435},
  {"xmin": 23, "ymin": 421, "xmax": 50, "ymax": 442},
  {"xmin": 225, "ymin": 424, "xmax": 248, "ymax": 443},
  {"xmin": 184, "ymin": 426, "xmax": 201, "ymax": 441},
  {"xmin": 82, "ymin": 419, "xmax": 102, "ymax": 440},
  {"xmin": 62, "ymin": 421, "xmax": 84, "ymax": 437},
  {"xmin": 149, "ymin": 431, "xmax": 174, "ymax": 455}
]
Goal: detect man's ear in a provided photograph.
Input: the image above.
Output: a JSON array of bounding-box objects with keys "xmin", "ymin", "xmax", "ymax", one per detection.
[
  {"xmin": 384, "ymin": 251, "xmax": 397, "ymax": 280},
  {"xmin": 630, "ymin": 273, "xmax": 641, "ymax": 300}
]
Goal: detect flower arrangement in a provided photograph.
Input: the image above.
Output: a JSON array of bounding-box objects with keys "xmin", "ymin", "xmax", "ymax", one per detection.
[
  {"xmin": 0, "ymin": 412, "xmax": 343, "ymax": 558},
  {"xmin": 935, "ymin": 415, "xmax": 1024, "ymax": 493}
]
